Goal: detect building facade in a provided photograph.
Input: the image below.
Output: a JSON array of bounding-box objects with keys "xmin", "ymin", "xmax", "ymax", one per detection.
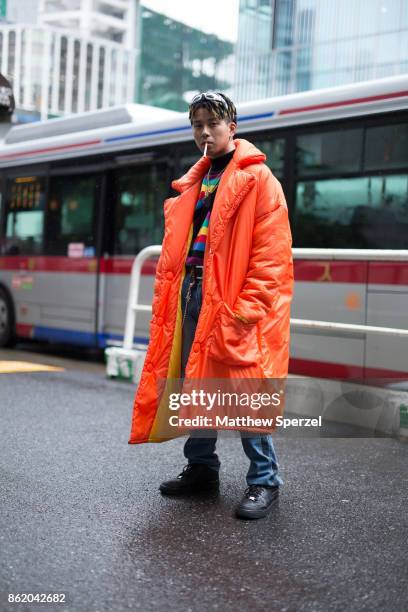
[
  {"xmin": 0, "ymin": 0, "xmax": 138, "ymax": 120},
  {"xmin": 38, "ymin": 0, "xmax": 136, "ymax": 49},
  {"xmin": 235, "ymin": 0, "xmax": 408, "ymax": 101}
]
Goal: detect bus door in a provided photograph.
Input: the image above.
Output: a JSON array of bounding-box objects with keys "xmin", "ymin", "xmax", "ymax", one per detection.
[
  {"xmin": 100, "ymin": 155, "xmax": 169, "ymax": 348},
  {"xmin": 38, "ymin": 168, "xmax": 103, "ymax": 346}
]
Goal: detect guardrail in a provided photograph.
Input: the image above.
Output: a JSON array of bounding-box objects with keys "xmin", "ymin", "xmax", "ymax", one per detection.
[
  {"xmin": 123, "ymin": 245, "xmax": 162, "ymax": 350},
  {"xmin": 122, "ymin": 247, "xmax": 408, "ymax": 348},
  {"xmin": 291, "ymin": 248, "xmax": 408, "ymax": 261}
]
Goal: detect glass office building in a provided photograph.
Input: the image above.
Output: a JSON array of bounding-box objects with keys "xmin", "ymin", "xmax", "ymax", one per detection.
[
  {"xmin": 235, "ymin": 0, "xmax": 408, "ymax": 101},
  {"xmin": 136, "ymin": 7, "xmax": 234, "ymax": 112}
]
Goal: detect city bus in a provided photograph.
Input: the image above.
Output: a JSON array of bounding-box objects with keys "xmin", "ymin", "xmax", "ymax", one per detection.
[{"xmin": 0, "ymin": 75, "xmax": 407, "ymax": 380}]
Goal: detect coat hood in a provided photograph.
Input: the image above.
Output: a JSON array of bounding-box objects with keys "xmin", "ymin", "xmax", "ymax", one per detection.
[{"xmin": 171, "ymin": 138, "xmax": 266, "ymax": 194}]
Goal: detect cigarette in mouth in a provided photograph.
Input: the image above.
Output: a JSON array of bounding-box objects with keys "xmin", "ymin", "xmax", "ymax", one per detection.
[{"xmin": 204, "ymin": 143, "xmax": 208, "ymax": 157}]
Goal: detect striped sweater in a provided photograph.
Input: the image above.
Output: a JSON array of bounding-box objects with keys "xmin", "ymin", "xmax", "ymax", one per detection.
[{"xmin": 185, "ymin": 148, "xmax": 234, "ymax": 266}]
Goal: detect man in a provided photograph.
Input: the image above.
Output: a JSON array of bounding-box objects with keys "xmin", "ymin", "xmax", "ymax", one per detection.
[{"xmin": 129, "ymin": 91, "xmax": 294, "ymax": 520}]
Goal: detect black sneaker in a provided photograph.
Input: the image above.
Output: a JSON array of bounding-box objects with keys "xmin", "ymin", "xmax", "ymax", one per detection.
[
  {"xmin": 159, "ymin": 463, "xmax": 220, "ymax": 495},
  {"xmin": 235, "ymin": 484, "xmax": 279, "ymax": 519}
]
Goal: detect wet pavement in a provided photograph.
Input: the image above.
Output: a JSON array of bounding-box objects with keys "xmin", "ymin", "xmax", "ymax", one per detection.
[{"xmin": 1, "ymin": 347, "xmax": 407, "ymax": 611}]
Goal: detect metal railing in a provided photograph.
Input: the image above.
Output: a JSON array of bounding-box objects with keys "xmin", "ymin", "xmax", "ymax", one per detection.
[
  {"xmin": 291, "ymin": 248, "xmax": 408, "ymax": 261},
  {"xmin": 123, "ymin": 245, "xmax": 162, "ymax": 350},
  {"xmin": 122, "ymin": 247, "xmax": 408, "ymax": 349}
]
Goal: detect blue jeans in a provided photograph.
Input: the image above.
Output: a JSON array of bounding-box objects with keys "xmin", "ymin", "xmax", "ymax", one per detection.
[{"xmin": 180, "ymin": 268, "xmax": 283, "ymax": 488}]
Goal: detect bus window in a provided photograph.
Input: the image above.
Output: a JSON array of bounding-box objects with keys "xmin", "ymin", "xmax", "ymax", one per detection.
[
  {"xmin": 2, "ymin": 176, "xmax": 45, "ymax": 255},
  {"xmin": 250, "ymin": 137, "xmax": 285, "ymax": 179},
  {"xmin": 293, "ymin": 174, "xmax": 408, "ymax": 249},
  {"xmin": 45, "ymin": 174, "xmax": 98, "ymax": 256},
  {"xmin": 296, "ymin": 129, "xmax": 363, "ymax": 176},
  {"xmin": 113, "ymin": 165, "xmax": 166, "ymax": 255},
  {"xmin": 364, "ymin": 123, "xmax": 408, "ymax": 171}
]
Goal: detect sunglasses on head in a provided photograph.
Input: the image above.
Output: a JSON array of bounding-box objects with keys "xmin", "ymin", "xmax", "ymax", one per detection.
[{"xmin": 190, "ymin": 91, "xmax": 228, "ymax": 110}]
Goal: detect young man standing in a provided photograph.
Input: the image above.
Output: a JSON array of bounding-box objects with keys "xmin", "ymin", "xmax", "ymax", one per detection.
[{"xmin": 129, "ymin": 91, "xmax": 294, "ymax": 520}]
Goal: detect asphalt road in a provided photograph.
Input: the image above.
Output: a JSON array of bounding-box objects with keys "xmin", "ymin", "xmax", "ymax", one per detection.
[{"xmin": 1, "ymin": 347, "xmax": 407, "ymax": 612}]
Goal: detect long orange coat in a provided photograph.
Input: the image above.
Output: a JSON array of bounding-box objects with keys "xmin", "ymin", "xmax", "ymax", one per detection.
[{"xmin": 129, "ymin": 138, "xmax": 294, "ymax": 444}]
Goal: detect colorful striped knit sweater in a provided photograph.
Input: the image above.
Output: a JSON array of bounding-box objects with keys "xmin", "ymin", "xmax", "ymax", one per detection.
[{"xmin": 185, "ymin": 148, "xmax": 235, "ymax": 266}]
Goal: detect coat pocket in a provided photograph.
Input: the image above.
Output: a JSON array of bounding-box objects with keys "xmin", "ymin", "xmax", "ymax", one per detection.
[{"xmin": 208, "ymin": 302, "xmax": 260, "ymax": 367}]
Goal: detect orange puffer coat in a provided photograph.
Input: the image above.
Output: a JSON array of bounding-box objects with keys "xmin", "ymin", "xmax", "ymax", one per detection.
[{"xmin": 129, "ymin": 138, "xmax": 294, "ymax": 444}]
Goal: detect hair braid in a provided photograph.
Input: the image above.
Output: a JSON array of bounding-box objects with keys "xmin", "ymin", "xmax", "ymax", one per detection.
[{"xmin": 188, "ymin": 92, "xmax": 237, "ymax": 126}]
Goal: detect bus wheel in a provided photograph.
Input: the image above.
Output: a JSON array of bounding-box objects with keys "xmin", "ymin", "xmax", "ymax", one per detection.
[{"xmin": 0, "ymin": 287, "xmax": 16, "ymax": 348}]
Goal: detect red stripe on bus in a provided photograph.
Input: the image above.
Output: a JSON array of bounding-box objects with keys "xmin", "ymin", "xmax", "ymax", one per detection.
[
  {"xmin": 0, "ymin": 256, "xmax": 157, "ymax": 275},
  {"xmin": 294, "ymin": 260, "xmax": 367, "ymax": 283},
  {"xmin": 290, "ymin": 357, "xmax": 408, "ymax": 379},
  {"xmin": 290, "ymin": 357, "xmax": 363, "ymax": 378},
  {"xmin": 0, "ymin": 256, "xmax": 99, "ymax": 273},
  {"xmin": 363, "ymin": 365, "xmax": 408, "ymax": 379},
  {"xmin": 294, "ymin": 260, "xmax": 408, "ymax": 285},
  {"xmin": 0, "ymin": 139, "xmax": 101, "ymax": 160},
  {"xmin": 15, "ymin": 323, "xmax": 33, "ymax": 338},
  {"xmin": 279, "ymin": 89, "xmax": 408, "ymax": 115},
  {"xmin": 99, "ymin": 258, "xmax": 158, "ymax": 275},
  {"xmin": 367, "ymin": 262, "xmax": 408, "ymax": 285}
]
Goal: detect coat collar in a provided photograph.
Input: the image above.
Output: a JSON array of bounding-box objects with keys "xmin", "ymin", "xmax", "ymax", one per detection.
[
  {"xmin": 162, "ymin": 138, "xmax": 264, "ymax": 278},
  {"xmin": 171, "ymin": 138, "xmax": 266, "ymax": 194}
]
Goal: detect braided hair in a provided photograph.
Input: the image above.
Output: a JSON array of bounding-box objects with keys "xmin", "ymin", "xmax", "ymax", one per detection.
[{"xmin": 188, "ymin": 92, "xmax": 237, "ymax": 126}]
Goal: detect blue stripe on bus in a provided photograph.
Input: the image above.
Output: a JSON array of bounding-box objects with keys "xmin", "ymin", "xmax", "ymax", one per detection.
[
  {"xmin": 238, "ymin": 111, "xmax": 275, "ymax": 121},
  {"xmin": 33, "ymin": 326, "xmax": 149, "ymax": 348},
  {"xmin": 105, "ymin": 125, "xmax": 191, "ymax": 143},
  {"xmin": 34, "ymin": 326, "xmax": 97, "ymax": 345},
  {"xmin": 98, "ymin": 333, "xmax": 149, "ymax": 348},
  {"xmin": 104, "ymin": 112, "xmax": 275, "ymax": 144}
]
